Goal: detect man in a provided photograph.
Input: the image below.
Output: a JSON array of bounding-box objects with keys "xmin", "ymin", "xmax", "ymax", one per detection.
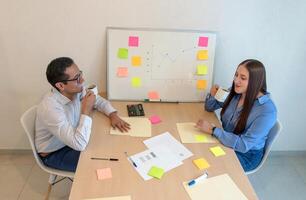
[{"xmin": 35, "ymin": 57, "xmax": 130, "ymax": 172}]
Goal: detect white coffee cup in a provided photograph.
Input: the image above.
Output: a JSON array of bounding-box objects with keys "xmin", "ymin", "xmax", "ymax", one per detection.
[
  {"xmin": 87, "ymin": 84, "xmax": 98, "ymax": 96},
  {"xmin": 215, "ymin": 87, "xmax": 229, "ymax": 102}
]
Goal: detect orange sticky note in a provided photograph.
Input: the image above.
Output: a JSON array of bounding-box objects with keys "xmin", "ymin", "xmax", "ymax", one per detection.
[
  {"xmin": 96, "ymin": 168, "xmax": 112, "ymax": 180},
  {"xmin": 193, "ymin": 158, "xmax": 210, "ymax": 170},
  {"xmin": 132, "ymin": 56, "xmax": 142, "ymax": 66},
  {"xmin": 197, "ymin": 80, "xmax": 207, "ymax": 90},
  {"xmin": 210, "ymin": 146, "xmax": 226, "ymax": 157},
  {"xmin": 148, "ymin": 91, "xmax": 160, "ymax": 100},
  {"xmin": 197, "ymin": 50, "xmax": 208, "ymax": 60},
  {"xmin": 117, "ymin": 67, "xmax": 128, "ymax": 77}
]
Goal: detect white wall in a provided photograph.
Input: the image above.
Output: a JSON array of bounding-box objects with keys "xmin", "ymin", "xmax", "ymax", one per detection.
[{"xmin": 0, "ymin": 0, "xmax": 305, "ymax": 150}]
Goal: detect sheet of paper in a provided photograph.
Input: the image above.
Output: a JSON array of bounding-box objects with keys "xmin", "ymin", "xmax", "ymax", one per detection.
[
  {"xmin": 143, "ymin": 132, "xmax": 193, "ymax": 161},
  {"xmin": 130, "ymin": 146, "xmax": 183, "ymax": 180},
  {"xmin": 129, "ymin": 36, "xmax": 139, "ymax": 47},
  {"xmin": 117, "ymin": 67, "xmax": 128, "ymax": 77},
  {"xmin": 117, "ymin": 48, "xmax": 128, "ymax": 59},
  {"xmin": 193, "ymin": 158, "xmax": 210, "ymax": 170},
  {"xmin": 96, "ymin": 168, "xmax": 112, "ymax": 180},
  {"xmin": 131, "ymin": 77, "xmax": 142, "ymax": 87},
  {"xmin": 84, "ymin": 196, "xmax": 131, "ymax": 200},
  {"xmin": 197, "ymin": 80, "xmax": 207, "ymax": 90},
  {"xmin": 110, "ymin": 117, "xmax": 151, "ymax": 137},
  {"xmin": 176, "ymin": 123, "xmax": 217, "ymax": 143},
  {"xmin": 131, "ymin": 56, "xmax": 141, "ymax": 66},
  {"xmin": 183, "ymin": 174, "xmax": 248, "ymax": 200},
  {"xmin": 210, "ymin": 146, "xmax": 226, "ymax": 157},
  {"xmin": 198, "ymin": 36, "xmax": 209, "ymax": 47}
]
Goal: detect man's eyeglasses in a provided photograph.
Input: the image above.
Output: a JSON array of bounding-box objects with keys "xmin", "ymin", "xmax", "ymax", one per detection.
[{"xmin": 58, "ymin": 71, "xmax": 83, "ymax": 83}]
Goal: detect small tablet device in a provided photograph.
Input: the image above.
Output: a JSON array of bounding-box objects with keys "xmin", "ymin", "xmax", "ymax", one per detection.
[{"xmin": 127, "ymin": 104, "xmax": 145, "ymax": 117}]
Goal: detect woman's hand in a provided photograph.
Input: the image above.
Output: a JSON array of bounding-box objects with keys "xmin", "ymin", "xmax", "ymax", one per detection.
[
  {"xmin": 195, "ymin": 119, "xmax": 214, "ymax": 135},
  {"xmin": 210, "ymin": 84, "xmax": 219, "ymax": 97}
]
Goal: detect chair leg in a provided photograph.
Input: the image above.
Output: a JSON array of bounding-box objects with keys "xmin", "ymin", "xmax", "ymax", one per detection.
[{"xmin": 45, "ymin": 184, "xmax": 52, "ymax": 200}]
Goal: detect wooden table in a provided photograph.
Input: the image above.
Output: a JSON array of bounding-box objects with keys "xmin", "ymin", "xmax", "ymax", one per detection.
[{"xmin": 69, "ymin": 102, "xmax": 258, "ymax": 200}]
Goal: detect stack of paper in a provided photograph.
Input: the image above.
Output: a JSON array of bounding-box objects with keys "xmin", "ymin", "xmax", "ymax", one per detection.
[
  {"xmin": 110, "ymin": 117, "xmax": 151, "ymax": 137},
  {"xmin": 183, "ymin": 174, "xmax": 247, "ymax": 200}
]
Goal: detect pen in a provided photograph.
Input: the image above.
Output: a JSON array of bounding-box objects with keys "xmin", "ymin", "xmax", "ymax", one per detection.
[
  {"xmin": 144, "ymin": 99, "xmax": 179, "ymax": 103},
  {"xmin": 124, "ymin": 152, "xmax": 137, "ymax": 168},
  {"xmin": 91, "ymin": 157, "xmax": 119, "ymax": 161},
  {"xmin": 188, "ymin": 172, "xmax": 208, "ymax": 186}
]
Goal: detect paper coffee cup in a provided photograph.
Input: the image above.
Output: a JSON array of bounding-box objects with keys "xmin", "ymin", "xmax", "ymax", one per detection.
[
  {"xmin": 215, "ymin": 87, "xmax": 229, "ymax": 102},
  {"xmin": 87, "ymin": 84, "xmax": 98, "ymax": 96}
]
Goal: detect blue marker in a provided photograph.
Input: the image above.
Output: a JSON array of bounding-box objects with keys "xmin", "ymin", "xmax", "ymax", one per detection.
[{"xmin": 188, "ymin": 172, "xmax": 208, "ymax": 186}]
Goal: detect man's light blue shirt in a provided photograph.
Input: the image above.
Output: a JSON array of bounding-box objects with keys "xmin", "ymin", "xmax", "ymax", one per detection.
[{"xmin": 205, "ymin": 92, "xmax": 277, "ymax": 153}]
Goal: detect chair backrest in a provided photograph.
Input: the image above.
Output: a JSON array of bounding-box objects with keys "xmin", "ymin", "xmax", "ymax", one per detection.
[{"xmin": 246, "ymin": 120, "xmax": 282, "ymax": 175}]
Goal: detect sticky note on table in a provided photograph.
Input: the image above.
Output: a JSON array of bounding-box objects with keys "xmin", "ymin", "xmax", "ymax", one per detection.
[
  {"xmin": 148, "ymin": 166, "xmax": 164, "ymax": 179},
  {"xmin": 117, "ymin": 48, "xmax": 128, "ymax": 59},
  {"xmin": 197, "ymin": 50, "xmax": 208, "ymax": 60},
  {"xmin": 210, "ymin": 146, "xmax": 226, "ymax": 157},
  {"xmin": 194, "ymin": 134, "xmax": 207, "ymax": 142},
  {"xmin": 132, "ymin": 56, "xmax": 141, "ymax": 66},
  {"xmin": 129, "ymin": 36, "xmax": 139, "ymax": 47},
  {"xmin": 96, "ymin": 168, "xmax": 112, "ymax": 180},
  {"xmin": 193, "ymin": 158, "xmax": 210, "ymax": 170},
  {"xmin": 149, "ymin": 115, "xmax": 161, "ymax": 124},
  {"xmin": 197, "ymin": 80, "xmax": 207, "ymax": 90},
  {"xmin": 131, "ymin": 77, "xmax": 141, "ymax": 87},
  {"xmin": 117, "ymin": 67, "xmax": 128, "ymax": 77},
  {"xmin": 84, "ymin": 196, "xmax": 132, "ymax": 200},
  {"xmin": 197, "ymin": 65, "xmax": 208, "ymax": 75},
  {"xmin": 198, "ymin": 36, "xmax": 209, "ymax": 47},
  {"xmin": 148, "ymin": 91, "xmax": 160, "ymax": 100}
]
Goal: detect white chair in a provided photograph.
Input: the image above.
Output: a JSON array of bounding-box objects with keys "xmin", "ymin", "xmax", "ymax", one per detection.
[
  {"xmin": 20, "ymin": 106, "xmax": 74, "ymax": 200},
  {"xmin": 246, "ymin": 120, "xmax": 282, "ymax": 175}
]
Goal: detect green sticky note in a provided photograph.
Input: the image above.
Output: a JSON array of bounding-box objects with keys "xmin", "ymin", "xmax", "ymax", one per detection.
[
  {"xmin": 131, "ymin": 77, "xmax": 141, "ymax": 87},
  {"xmin": 117, "ymin": 48, "xmax": 128, "ymax": 59},
  {"xmin": 197, "ymin": 65, "xmax": 208, "ymax": 75},
  {"xmin": 194, "ymin": 134, "xmax": 207, "ymax": 142},
  {"xmin": 148, "ymin": 166, "xmax": 164, "ymax": 179},
  {"xmin": 210, "ymin": 146, "xmax": 226, "ymax": 157}
]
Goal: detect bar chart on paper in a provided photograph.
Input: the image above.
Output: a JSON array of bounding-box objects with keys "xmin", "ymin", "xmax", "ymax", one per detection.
[{"xmin": 107, "ymin": 27, "xmax": 217, "ymax": 102}]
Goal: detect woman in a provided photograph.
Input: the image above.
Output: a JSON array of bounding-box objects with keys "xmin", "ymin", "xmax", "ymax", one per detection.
[{"xmin": 196, "ymin": 59, "xmax": 277, "ymax": 172}]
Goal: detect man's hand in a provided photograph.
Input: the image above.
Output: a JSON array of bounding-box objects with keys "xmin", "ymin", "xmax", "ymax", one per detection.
[
  {"xmin": 210, "ymin": 84, "xmax": 219, "ymax": 97},
  {"xmin": 109, "ymin": 112, "xmax": 130, "ymax": 132},
  {"xmin": 81, "ymin": 91, "xmax": 96, "ymax": 116},
  {"xmin": 195, "ymin": 119, "xmax": 214, "ymax": 135}
]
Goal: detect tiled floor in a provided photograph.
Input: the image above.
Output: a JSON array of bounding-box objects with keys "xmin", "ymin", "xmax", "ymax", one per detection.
[{"xmin": 0, "ymin": 151, "xmax": 305, "ymax": 200}]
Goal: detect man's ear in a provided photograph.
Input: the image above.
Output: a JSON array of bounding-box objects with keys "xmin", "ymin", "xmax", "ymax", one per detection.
[{"xmin": 55, "ymin": 82, "xmax": 65, "ymax": 92}]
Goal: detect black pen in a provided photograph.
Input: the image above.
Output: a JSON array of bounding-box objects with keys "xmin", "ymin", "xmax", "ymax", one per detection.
[
  {"xmin": 124, "ymin": 152, "xmax": 137, "ymax": 167},
  {"xmin": 91, "ymin": 157, "xmax": 119, "ymax": 161}
]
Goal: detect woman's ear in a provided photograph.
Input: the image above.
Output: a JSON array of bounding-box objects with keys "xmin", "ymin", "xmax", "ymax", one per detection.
[{"xmin": 55, "ymin": 82, "xmax": 65, "ymax": 92}]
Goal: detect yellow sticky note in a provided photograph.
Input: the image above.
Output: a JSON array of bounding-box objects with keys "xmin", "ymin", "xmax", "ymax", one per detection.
[
  {"xmin": 197, "ymin": 50, "xmax": 208, "ymax": 60},
  {"xmin": 210, "ymin": 146, "xmax": 226, "ymax": 157},
  {"xmin": 148, "ymin": 166, "xmax": 164, "ymax": 179},
  {"xmin": 131, "ymin": 77, "xmax": 142, "ymax": 87},
  {"xmin": 197, "ymin": 80, "xmax": 207, "ymax": 90},
  {"xmin": 193, "ymin": 158, "xmax": 210, "ymax": 170},
  {"xmin": 194, "ymin": 134, "xmax": 207, "ymax": 142},
  {"xmin": 197, "ymin": 65, "xmax": 208, "ymax": 75},
  {"xmin": 132, "ymin": 56, "xmax": 142, "ymax": 66}
]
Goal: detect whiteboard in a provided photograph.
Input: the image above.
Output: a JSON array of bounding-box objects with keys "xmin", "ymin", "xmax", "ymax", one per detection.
[{"xmin": 107, "ymin": 27, "xmax": 216, "ymax": 102}]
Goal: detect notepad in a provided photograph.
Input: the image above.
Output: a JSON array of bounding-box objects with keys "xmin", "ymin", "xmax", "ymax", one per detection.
[
  {"xmin": 176, "ymin": 123, "xmax": 217, "ymax": 143},
  {"xmin": 110, "ymin": 117, "xmax": 151, "ymax": 137},
  {"xmin": 183, "ymin": 174, "xmax": 248, "ymax": 200},
  {"xmin": 210, "ymin": 146, "xmax": 226, "ymax": 157}
]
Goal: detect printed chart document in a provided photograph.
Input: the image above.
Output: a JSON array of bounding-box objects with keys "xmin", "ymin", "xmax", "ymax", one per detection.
[
  {"xmin": 110, "ymin": 117, "xmax": 151, "ymax": 137},
  {"xmin": 130, "ymin": 146, "xmax": 183, "ymax": 181},
  {"xmin": 176, "ymin": 123, "xmax": 218, "ymax": 143},
  {"xmin": 183, "ymin": 174, "xmax": 248, "ymax": 200},
  {"xmin": 143, "ymin": 132, "xmax": 193, "ymax": 161}
]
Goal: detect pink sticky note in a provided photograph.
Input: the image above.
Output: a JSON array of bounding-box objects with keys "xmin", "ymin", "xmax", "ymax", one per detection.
[
  {"xmin": 149, "ymin": 115, "xmax": 161, "ymax": 124},
  {"xmin": 198, "ymin": 36, "xmax": 209, "ymax": 47},
  {"xmin": 117, "ymin": 67, "xmax": 128, "ymax": 77},
  {"xmin": 96, "ymin": 168, "xmax": 112, "ymax": 180},
  {"xmin": 148, "ymin": 91, "xmax": 160, "ymax": 100},
  {"xmin": 129, "ymin": 36, "xmax": 139, "ymax": 47}
]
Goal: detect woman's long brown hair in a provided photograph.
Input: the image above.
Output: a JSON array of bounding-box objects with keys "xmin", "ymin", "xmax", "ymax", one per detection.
[{"xmin": 221, "ymin": 59, "xmax": 267, "ymax": 134}]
